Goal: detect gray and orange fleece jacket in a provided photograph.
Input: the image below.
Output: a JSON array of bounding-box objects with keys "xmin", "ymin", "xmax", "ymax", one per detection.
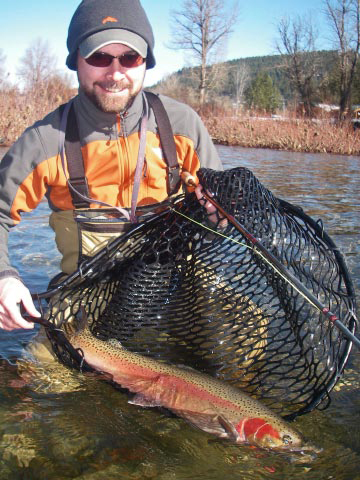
[{"xmin": 0, "ymin": 89, "xmax": 222, "ymax": 280}]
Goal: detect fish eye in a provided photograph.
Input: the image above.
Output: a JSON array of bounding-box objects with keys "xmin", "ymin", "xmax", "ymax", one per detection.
[{"xmin": 282, "ymin": 435, "xmax": 293, "ymax": 445}]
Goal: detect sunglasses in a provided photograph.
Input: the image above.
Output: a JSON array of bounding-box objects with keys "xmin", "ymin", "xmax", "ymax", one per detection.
[{"xmin": 85, "ymin": 51, "xmax": 145, "ymax": 68}]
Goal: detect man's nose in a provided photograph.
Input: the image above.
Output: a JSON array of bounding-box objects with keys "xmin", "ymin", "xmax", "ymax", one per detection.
[
  {"xmin": 106, "ymin": 60, "xmax": 126, "ymax": 81},
  {"xmin": 112, "ymin": 70, "xmax": 125, "ymax": 81}
]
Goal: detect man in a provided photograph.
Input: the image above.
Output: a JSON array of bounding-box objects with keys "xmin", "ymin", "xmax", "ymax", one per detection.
[{"xmin": 0, "ymin": 0, "xmax": 222, "ymax": 333}]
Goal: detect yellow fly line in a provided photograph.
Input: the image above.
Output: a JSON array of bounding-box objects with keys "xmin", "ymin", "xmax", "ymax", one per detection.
[{"xmin": 172, "ymin": 207, "xmax": 324, "ymax": 314}]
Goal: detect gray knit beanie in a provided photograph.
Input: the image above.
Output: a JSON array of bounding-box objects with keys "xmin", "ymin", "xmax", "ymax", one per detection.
[{"xmin": 66, "ymin": 0, "xmax": 155, "ymax": 70}]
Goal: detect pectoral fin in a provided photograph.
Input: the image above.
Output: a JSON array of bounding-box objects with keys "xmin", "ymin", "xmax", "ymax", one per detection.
[
  {"xmin": 172, "ymin": 409, "xmax": 240, "ymax": 441},
  {"xmin": 129, "ymin": 393, "xmax": 162, "ymax": 408},
  {"xmin": 217, "ymin": 415, "xmax": 241, "ymax": 442}
]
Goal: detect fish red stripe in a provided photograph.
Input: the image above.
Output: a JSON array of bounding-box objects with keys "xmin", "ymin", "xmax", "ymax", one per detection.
[
  {"xmin": 241, "ymin": 418, "xmax": 280, "ymax": 440},
  {"xmin": 105, "ymin": 355, "xmax": 248, "ymax": 412}
]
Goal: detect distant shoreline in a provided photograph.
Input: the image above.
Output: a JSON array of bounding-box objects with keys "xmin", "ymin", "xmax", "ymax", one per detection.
[
  {"xmin": 202, "ymin": 115, "xmax": 360, "ymax": 156},
  {"xmin": 2, "ymin": 115, "xmax": 360, "ymax": 157}
]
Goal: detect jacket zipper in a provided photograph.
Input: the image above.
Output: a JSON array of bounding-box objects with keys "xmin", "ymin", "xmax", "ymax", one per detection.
[{"xmin": 116, "ymin": 112, "xmax": 131, "ymax": 207}]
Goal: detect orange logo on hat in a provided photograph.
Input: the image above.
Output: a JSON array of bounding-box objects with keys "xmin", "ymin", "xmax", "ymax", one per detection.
[{"xmin": 102, "ymin": 16, "xmax": 118, "ymax": 24}]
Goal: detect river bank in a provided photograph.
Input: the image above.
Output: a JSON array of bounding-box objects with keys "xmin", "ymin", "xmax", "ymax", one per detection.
[
  {"xmin": 203, "ymin": 115, "xmax": 360, "ymax": 156},
  {"xmin": 2, "ymin": 115, "xmax": 359, "ymax": 156},
  {"xmin": 1, "ymin": 88, "xmax": 359, "ymax": 155}
]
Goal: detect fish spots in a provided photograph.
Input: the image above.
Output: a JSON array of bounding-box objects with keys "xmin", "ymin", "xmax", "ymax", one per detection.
[{"xmin": 68, "ymin": 325, "xmax": 305, "ymax": 450}]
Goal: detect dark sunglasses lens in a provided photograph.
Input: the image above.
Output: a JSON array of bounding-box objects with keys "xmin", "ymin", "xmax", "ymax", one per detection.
[
  {"xmin": 86, "ymin": 52, "xmax": 113, "ymax": 67},
  {"xmin": 120, "ymin": 53, "xmax": 144, "ymax": 68},
  {"xmin": 85, "ymin": 52, "xmax": 144, "ymax": 68}
]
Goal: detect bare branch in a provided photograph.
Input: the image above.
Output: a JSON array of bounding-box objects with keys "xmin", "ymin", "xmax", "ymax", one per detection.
[
  {"xmin": 16, "ymin": 38, "xmax": 58, "ymax": 90},
  {"xmin": 324, "ymin": 0, "xmax": 360, "ymax": 117},
  {"xmin": 275, "ymin": 13, "xmax": 320, "ymax": 115},
  {"xmin": 169, "ymin": 0, "xmax": 240, "ymax": 106}
]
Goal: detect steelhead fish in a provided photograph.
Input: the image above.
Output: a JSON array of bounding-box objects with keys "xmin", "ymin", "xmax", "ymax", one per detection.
[{"xmin": 65, "ymin": 312, "xmax": 309, "ymax": 452}]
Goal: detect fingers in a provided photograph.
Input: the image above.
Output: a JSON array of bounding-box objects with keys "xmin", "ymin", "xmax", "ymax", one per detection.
[
  {"xmin": 195, "ymin": 184, "xmax": 228, "ymax": 228},
  {"xmin": 194, "ymin": 184, "xmax": 205, "ymax": 201},
  {"xmin": 0, "ymin": 277, "xmax": 39, "ymax": 330},
  {"xmin": 195, "ymin": 185, "xmax": 216, "ymax": 211},
  {"xmin": 0, "ymin": 307, "xmax": 34, "ymax": 331},
  {"xmin": 21, "ymin": 288, "xmax": 41, "ymax": 319}
]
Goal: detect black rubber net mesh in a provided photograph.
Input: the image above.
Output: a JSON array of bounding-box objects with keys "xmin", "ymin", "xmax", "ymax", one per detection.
[{"xmin": 40, "ymin": 167, "xmax": 357, "ymax": 419}]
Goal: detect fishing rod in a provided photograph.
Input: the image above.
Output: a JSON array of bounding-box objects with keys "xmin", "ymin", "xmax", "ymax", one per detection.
[{"xmin": 181, "ymin": 172, "xmax": 360, "ymax": 350}]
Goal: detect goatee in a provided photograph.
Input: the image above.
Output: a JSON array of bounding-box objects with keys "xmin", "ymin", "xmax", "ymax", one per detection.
[{"xmin": 84, "ymin": 81, "xmax": 136, "ymax": 113}]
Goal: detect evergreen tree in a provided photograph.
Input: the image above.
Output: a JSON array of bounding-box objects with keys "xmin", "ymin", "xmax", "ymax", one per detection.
[{"xmin": 245, "ymin": 73, "xmax": 283, "ymax": 113}]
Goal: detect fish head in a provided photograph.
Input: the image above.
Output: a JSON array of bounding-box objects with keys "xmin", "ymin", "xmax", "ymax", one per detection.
[
  {"xmin": 239, "ymin": 417, "xmax": 305, "ymax": 451},
  {"xmin": 240, "ymin": 417, "xmax": 322, "ymax": 457},
  {"xmin": 254, "ymin": 428, "xmax": 304, "ymax": 451}
]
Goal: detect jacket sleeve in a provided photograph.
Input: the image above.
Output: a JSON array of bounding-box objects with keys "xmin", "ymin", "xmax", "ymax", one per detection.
[
  {"xmin": 158, "ymin": 94, "xmax": 223, "ymax": 175},
  {"xmin": 192, "ymin": 110, "xmax": 223, "ymax": 171},
  {"xmin": 0, "ymin": 126, "xmax": 51, "ymax": 279}
]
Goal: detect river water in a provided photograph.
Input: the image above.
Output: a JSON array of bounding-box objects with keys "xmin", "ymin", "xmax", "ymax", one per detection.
[{"xmin": 0, "ymin": 145, "xmax": 359, "ymax": 479}]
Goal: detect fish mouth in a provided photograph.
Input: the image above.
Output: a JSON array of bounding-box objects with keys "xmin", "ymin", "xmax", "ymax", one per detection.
[
  {"xmin": 288, "ymin": 447, "xmax": 322, "ymax": 464},
  {"xmin": 254, "ymin": 434, "xmax": 322, "ymax": 456},
  {"xmin": 272, "ymin": 442, "xmax": 323, "ymax": 461},
  {"xmin": 295, "ymin": 443, "xmax": 323, "ymax": 455}
]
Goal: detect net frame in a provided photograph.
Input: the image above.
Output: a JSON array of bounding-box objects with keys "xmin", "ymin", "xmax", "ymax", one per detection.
[{"xmin": 35, "ymin": 167, "xmax": 357, "ymax": 419}]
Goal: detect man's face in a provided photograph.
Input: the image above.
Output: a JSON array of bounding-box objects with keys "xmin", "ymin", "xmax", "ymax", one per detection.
[{"xmin": 77, "ymin": 43, "xmax": 146, "ymax": 113}]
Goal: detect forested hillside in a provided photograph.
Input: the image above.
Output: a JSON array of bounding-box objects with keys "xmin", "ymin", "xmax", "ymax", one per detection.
[{"xmin": 153, "ymin": 50, "xmax": 360, "ymax": 111}]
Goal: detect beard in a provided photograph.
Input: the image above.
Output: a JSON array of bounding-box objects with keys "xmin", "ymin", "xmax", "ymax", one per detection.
[{"xmin": 82, "ymin": 80, "xmax": 141, "ymax": 113}]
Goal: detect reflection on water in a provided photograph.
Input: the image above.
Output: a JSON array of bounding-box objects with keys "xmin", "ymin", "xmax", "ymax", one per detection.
[{"xmin": 0, "ymin": 146, "xmax": 360, "ymax": 479}]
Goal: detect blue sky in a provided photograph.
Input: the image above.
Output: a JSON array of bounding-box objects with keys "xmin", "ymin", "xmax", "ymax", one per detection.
[{"xmin": 1, "ymin": 0, "xmax": 331, "ymax": 87}]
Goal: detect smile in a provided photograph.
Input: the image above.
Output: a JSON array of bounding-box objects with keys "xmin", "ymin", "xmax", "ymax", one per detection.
[
  {"xmin": 96, "ymin": 83, "xmax": 129, "ymax": 94},
  {"xmin": 102, "ymin": 87, "xmax": 127, "ymax": 94}
]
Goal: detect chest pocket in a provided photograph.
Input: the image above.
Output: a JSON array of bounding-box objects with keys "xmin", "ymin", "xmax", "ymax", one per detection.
[{"xmin": 75, "ymin": 200, "xmax": 171, "ymax": 263}]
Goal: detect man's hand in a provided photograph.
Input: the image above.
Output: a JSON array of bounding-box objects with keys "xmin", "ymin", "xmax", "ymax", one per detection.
[
  {"xmin": 0, "ymin": 277, "xmax": 40, "ymax": 330},
  {"xmin": 194, "ymin": 184, "xmax": 228, "ymax": 229}
]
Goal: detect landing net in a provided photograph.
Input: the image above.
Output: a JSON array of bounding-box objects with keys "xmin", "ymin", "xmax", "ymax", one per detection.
[{"xmin": 38, "ymin": 167, "xmax": 357, "ymax": 419}]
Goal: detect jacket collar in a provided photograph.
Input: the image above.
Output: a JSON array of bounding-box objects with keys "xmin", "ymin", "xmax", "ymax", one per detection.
[{"xmin": 74, "ymin": 89, "xmax": 145, "ymax": 134}]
